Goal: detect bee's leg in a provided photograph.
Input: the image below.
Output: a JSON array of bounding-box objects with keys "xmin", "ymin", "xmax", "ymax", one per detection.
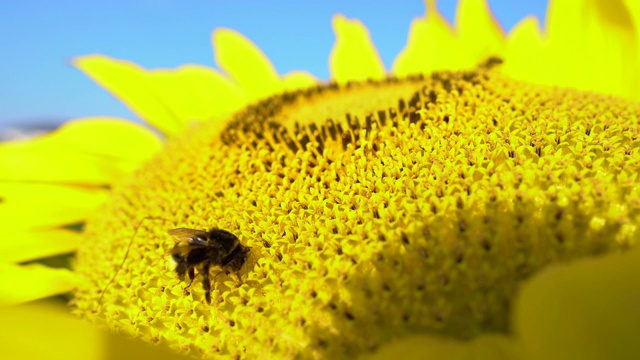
[
  {"xmin": 183, "ymin": 267, "xmax": 196, "ymax": 290},
  {"xmin": 234, "ymin": 270, "xmax": 244, "ymax": 284},
  {"xmin": 202, "ymin": 263, "xmax": 211, "ymax": 304}
]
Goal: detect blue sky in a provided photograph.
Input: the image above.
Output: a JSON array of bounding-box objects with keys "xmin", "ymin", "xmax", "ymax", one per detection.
[{"xmin": 0, "ymin": 0, "xmax": 547, "ymax": 130}]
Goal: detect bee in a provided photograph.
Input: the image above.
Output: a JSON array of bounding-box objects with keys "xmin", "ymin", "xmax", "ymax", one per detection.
[{"xmin": 169, "ymin": 227, "xmax": 251, "ymax": 304}]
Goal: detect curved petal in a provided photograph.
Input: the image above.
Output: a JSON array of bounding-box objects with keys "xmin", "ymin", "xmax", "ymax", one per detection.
[
  {"xmin": 36, "ymin": 117, "xmax": 161, "ymax": 160},
  {"xmin": 0, "ymin": 183, "xmax": 109, "ymax": 230},
  {"xmin": 455, "ymin": 0, "xmax": 505, "ymax": 67},
  {"xmin": 0, "ymin": 303, "xmax": 191, "ymax": 359},
  {"xmin": 502, "ymin": 16, "xmax": 546, "ymax": 84},
  {"xmin": 0, "ymin": 229, "xmax": 82, "ymax": 263},
  {"xmin": 281, "ymin": 70, "xmax": 318, "ymax": 92},
  {"xmin": 623, "ymin": 0, "xmax": 640, "ymax": 97},
  {"xmin": 364, "ymin": 334, "xmax": 516, "ymax": 360},
  {"xmin": 0, "ymin": 303, "xmax": 101, "ymax": 358},
  {"xmin": 213, "ymin": 28, "xmax": 283, "ymax": 102},
  {"xmin": 75, "ymin": 56, "xmax": 184, "ymax": 135},
  {"xmin": 541, "ymin": 0, "xmax": 639, "ymax": 98},
  {"xmin": 143, "ymin": 65, "xmax": 248, "ymax": 125},
  {"xmin": 623, "ymin": 0, "xmax": 640, "ymax": 44},
  {"xmin": 543, "ymin": 0, "xmax": 590, "ymax": 89},
  {"xmin": 0, "ymin": 264, "xmax": 78, "ymax": 304},
  {"xmin": 392, "ymin": 1, "xmax": 462, "ymax": 76},
  {"xmin": 330, "ymin": 15, "xmax": 386, "ymax": 83},
  {"xmin": 76, "ymin": 58, "xmax": 247, "ymax": 134},
  {"xmin": 0, "ymin": 117, "xmax": 161, "ymax": 184},
  {"xmin": 514, "ymin": 247, "xmax": 640, "ymax": 360},
  {"xmin": 588, "ymin": 0, "xmax": 639, "ymax": 98}
]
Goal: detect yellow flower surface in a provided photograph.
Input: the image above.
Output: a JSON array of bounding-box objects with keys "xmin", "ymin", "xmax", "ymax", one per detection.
[
  {"xmin": 2, "ymin": 0, "xmax": 640, "ymax": 359},
  {"xmin": 73, "ymin": 64, "xmax": 640, "ymax": 358}
]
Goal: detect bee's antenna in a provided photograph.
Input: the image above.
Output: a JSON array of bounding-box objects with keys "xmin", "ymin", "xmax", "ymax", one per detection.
[{"xmin": 95, "ymin": 216, "xmax": 167, "ymax": 312}]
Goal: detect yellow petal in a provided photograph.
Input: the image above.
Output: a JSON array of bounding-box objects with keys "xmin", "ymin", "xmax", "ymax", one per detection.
[
  {"xmin": 513, "ymin": 247, "xmax": 640, "ymax": 360},
  {"xmin": 0, "ymin": 264, "xmax": 78, "ymax": 304},
  {"xmin": 145, "ymin": 65, "xmax": 248, "ymax": 125},
  {"xmin": 588, "ymin": 0, "xmax": 639, "ymax": 98},
  {"xmin": 0, "ymin": 229, "xmax": 81, "ymax": 263},
  {"xmin": 39, "ymin": 117, "xmax": 161, "ymax": 160},
  {"xmin": 364, "ymin": 334, "xmax": 517, "ymax": 360},
  {"xmin": 75, "ymin": 55, "xmax": 187, "ymax": 134},
  {"xmin": 0, "ymin": 148, "xmax": 118, "ymax": 185},
  {"xmin": 0, "ymin": 303, "xmax": 189, "ymax": 359},
  {"xmin": 622, "ymin": 0, "xmax": 640, "ymax": 45},
  {"xmin": 455, "ymin": 0, "xmax": 505, "ymax": 67},
  {"xmin": 281, "ymin": 70, "xmax": 318, "ymax": 92},
  {"xmin": 75, "ymin": 58, "xmax": 244, "ymax": 133},
  {"xmin": 392, "ymin": 1, "xmax": 463, "ymax": 76},
  {"xmin": 330, "ymin": 14, "xmax": 386, "ymax": 83},
  {"xmin": 213, "ymin": 28, "xmax": 283, "ymax": 102},
  {"xmin": 0, "ymin": 117, "xmax": 161, "ymax": 184},
  {"xmin": 541, "ymin": 0, "xmax": 638, "ymax": 98},
  {"xmin": 0, "ymin": 183, "xmax": 108, "ymax": 230},
  {"xmin": 0, "ymin": 303, "xmax": 101, "ymax": 359},
  {"xmin": 502, "ymin": 16, "xmax": 546, "ymax": 84},
  {"xmin": 623, "ymin": 0, "xmax": 640, "ymax": 94}
]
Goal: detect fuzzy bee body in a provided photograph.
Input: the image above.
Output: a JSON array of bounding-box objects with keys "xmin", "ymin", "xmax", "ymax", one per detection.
[{"xmin": 169, "ymin": 228, "xmax": 251, "ymax": 304}]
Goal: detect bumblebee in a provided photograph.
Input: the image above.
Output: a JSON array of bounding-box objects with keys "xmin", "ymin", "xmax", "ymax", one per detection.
[{"xmin": 169, "ymin": 227, "xmax": 251, "ymax": 304}]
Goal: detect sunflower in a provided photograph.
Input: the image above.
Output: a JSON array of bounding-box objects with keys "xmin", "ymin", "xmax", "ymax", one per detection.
[{"xmin": 2, "ymin": 0, "xmax": 640, "ymax": 359}]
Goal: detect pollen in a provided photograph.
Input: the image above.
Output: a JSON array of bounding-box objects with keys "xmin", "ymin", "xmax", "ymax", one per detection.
[{"xmin": 73, "ymin": 64, "xmax": 640, "ymax": 358}]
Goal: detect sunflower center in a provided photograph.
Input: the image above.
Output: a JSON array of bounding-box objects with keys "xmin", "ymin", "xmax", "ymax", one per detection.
[{"xmin": 73, "ymin": 66, "xmax": 640, "ymax": 358}]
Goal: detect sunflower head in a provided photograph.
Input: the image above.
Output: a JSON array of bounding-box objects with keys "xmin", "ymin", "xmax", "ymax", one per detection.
[
  {"xmin": 3, "ymin": 0, "xmax": 639, "ymax": 358},
  {"xmin": 72, "ymin": 60, "xmax": 640, "ymax": 358}
]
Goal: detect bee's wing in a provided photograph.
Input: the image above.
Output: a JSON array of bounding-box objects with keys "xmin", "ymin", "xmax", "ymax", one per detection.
[
  {"xmin": 168, "ymin": 228, "xmax": 211, "ymax": 249},
  {"xmin": 168, "ymin": 228, "xmax": 208, "ymax": 240},
  {"xmin": 168, "ymin": 228, "xmax": 208, "ymax": 259}
]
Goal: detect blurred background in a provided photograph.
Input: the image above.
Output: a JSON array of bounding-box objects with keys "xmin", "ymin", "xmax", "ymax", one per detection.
[{"xmin": 0, "ymin": 0, "xmax": 547, "ymax": 140}]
